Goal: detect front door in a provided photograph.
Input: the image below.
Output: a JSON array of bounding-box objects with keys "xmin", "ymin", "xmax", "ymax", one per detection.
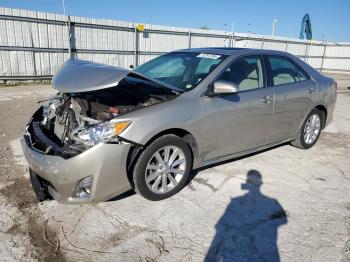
[{"xmin": 200, "ymin": 56, "xmax": 274, "ymax": 162}]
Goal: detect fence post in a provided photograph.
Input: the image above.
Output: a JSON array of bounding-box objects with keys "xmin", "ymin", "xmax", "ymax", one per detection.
[
  {"xmin": 66, "ymin": 15, "xmax": 73, "ymax": 58},
  {"xmin": 134, "ymin": 26, "xmax": 138, "ymax": 67},
  {"xmin": 285, "ymin": 40, "xmax": 289, "ymax": 52},
  {"xmin": 188, "ymin": 31, "xmax": 191, "ymax": 48},
  {"xmin": 320, "ymin": 41, "xmax": 327, "ymax": 72},
  {"xmin": 29, "ymin": 27, "xmax": 37, "ymax": 76},
  {"xmin": 308, "ymin": 40, "xmax": 313, "ymax": 62},
  {"xmin": 231, "ymin": 31, "xmax": 235, "ymax": 48},
  {"xmin": 67, "ymin": 16, "xmax": 76, "ymax": 59},
  {"xmin": 304, "ymin": 41, "xmax": 309, "ymax": 62},
  {"xmin": 260, "ymin": 37, "xmax": 265, "ymax": 49}
]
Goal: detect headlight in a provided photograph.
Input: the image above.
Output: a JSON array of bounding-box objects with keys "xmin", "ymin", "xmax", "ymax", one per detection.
[
  {"xmin": 41, "ymin": 98, "xmax": 61, "ymax": 125},
  {"xmin": 76, "ymin": 120, "xmax": 131, "ymax": 146}
]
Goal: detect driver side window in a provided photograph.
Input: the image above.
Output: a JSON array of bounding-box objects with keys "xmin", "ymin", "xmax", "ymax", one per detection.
[{"xmin": 217, "ymin": 56, "xmax": 264, "ymax": 92}]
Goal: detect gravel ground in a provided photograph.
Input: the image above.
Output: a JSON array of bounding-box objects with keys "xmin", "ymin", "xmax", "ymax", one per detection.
[{"xmin": 0, "ymin": 74, "xmax": 349, "ymax": 261}]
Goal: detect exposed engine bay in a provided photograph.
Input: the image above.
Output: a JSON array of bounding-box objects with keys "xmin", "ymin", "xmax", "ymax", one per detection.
[{"xmin": 27, "ymin": 74, "xmax": 178, "ymax": 158}]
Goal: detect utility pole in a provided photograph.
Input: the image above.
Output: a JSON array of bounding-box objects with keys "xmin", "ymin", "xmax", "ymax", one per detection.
[
  {"xmin": 272, "ymin": 19, "xmax": 277, "ymax": 36},
  {"xmin": 62, "ymin": 0, "xmax": 67, "ymax": 16},
  {"xmin": 224, "ymin": 23, "xmax": 228, "ymax": 47}
]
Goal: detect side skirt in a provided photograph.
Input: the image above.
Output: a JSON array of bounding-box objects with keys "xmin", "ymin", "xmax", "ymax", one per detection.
[{"xmin": 198, "ymin": 138, "xmax": 294, "ymax": 169}]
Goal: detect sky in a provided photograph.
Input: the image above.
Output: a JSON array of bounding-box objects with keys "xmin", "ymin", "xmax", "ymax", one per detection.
[{"xmin": 0, "ymin": 0, "xmax": 349, "ymax": 42}]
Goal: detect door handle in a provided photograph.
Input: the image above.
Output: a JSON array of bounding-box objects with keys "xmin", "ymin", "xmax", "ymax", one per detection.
[
  {"xmin": 261, "ymin": 96, "xmax": 273, "ymax": 104},
  {"xmin": 307, "ymin": 87, "xmax": 316, "ymax": 94}
]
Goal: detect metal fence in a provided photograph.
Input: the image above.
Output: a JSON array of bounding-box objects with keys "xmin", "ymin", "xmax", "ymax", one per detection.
[{"xmin": 1, "ymin": 7, "xmax": 350, "ymax": 81}]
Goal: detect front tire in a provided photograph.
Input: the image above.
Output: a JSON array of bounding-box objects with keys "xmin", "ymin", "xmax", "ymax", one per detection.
[
  {"xmin": 291, "ymin": 108, "xmax": 324, "ymax": 149},
  {"xmin": 133, "ymin": 134, "xmax": 193, "ymax": 201}
]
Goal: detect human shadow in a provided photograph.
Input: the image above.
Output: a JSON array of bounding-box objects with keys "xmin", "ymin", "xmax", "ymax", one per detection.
[{"xmin": 205, "ymin": 170, "xmax": 287, "ymax": 262}]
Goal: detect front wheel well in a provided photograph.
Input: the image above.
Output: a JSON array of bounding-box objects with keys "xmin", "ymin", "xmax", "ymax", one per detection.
[
  {"xmin": 126, "ymin": 128, "xmax": 199, "ymax": 186},
  {"xmin": 143, "ymin": 129, "xmax": 198, "ymax": 161}
]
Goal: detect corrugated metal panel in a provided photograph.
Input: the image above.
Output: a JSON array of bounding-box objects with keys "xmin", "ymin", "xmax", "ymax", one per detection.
[
  {"xmin": 138, "ymin": 54, "xmax": 159, "ymax": 65},
  {"xmin": 191, "ymin": 36, "xmax": 229, "ymax": 48},
  {"xmin": 323, "ymin": 58, "xmax": 350, "ymax": 70},
  {"xmin": 326, "ymin": 45, "xmax": 350, "ymax": 57},
  {"xmin": 287, "ymin": 43, "xmax": 307, "ymax": 56},
  {"xmin": 308, "ymin": 44, "xmax": 324, "ymax": 56},
  {"xmin": 306, "ymin": 57, "xmax": 323, "ymax": 69},
  {"xmin": 76, "ymin": 53, "xmax": 134, "ymax": 68},
  {"xmin": 262, "ymin": 41, "xmax": 286, "ymax": 51},
  {"xmin": 139, "ymin": 32, "xmax": 189, "ymax": 52}
]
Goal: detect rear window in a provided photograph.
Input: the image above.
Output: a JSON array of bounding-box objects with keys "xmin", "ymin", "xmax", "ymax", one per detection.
[{"xmin": 268, "ymin": 56, "xmax": 308, "ymax": 86}]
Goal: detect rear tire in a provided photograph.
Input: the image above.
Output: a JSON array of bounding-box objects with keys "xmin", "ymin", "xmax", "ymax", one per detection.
[
  {"xmin": 133, "ymin": 134, "xmax": 192, "ymax": 201},
  {"xmin": 291, "ymin": 108, "xmax": 324, "ymax": 149}
]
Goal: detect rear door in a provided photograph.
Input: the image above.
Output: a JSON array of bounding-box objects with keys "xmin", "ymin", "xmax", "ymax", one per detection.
[
  {"xmin": 200, "ymin": 55, "xmax": 274, "ymax": 162},
  {"xmin": 266, "ymin": 55, "xmax": 318, "ymax": 143}
]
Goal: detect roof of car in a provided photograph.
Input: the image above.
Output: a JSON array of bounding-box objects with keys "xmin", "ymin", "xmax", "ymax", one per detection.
[{"xmin": 178, "ymin": 47, "xmax": 289, "ymax": 56}]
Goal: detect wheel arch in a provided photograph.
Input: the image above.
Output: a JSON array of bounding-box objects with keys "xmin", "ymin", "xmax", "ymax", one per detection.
[
  {"xmin": 126, "ymin": 128, "xmax": 199, "ymax": 187},
  {"xmin": 314, "ymin": 104, "xmax": 327, "ymax": 129},
  {"xmin": 143, "ymin": 128, "xmax": 199, "ymax": 162},
  {"xmin": 294, "ymin": 104, "xmax": 328, "ymax": 140}
]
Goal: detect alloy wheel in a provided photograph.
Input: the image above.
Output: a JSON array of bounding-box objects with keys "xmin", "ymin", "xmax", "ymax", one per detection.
[
  {"xmin": 303, "ymin": 114, "xmax": 321, "ymax": 145},
  {"xmin": 145, "ymin": 146, "xmax": 186, "ymax": 194}
]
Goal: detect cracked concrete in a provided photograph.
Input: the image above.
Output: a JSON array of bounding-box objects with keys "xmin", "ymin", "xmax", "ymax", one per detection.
[{"xmin": 0, "ymin": 75, "xmax": 349, "ymax": 261}]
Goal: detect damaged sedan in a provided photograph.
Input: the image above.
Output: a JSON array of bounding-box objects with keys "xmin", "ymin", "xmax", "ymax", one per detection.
[{"xmin": 21, "ymin": 48, "xmax": 337, "ymax": 204}]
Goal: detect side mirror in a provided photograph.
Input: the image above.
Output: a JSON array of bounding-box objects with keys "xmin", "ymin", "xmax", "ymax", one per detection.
[{"xmin": 213, "ymin": 80, "xmax": 238, "ymax": 95}]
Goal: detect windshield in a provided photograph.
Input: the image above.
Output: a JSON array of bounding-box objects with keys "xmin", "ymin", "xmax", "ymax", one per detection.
[{"xmin": 134, "ymin": 52, "xmax": 227, "ymax": 91}]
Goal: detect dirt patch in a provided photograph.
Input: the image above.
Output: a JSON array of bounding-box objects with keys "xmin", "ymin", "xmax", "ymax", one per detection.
[
  {"xmin": 0, "ymin": 164, "xmax": 67, "ymax": 261},
  {"xmin": 344, "ymin": 216, "xmax": 350, "ymax": 261},
  {"xmin": 0, "ymin": 177, "xmax": 37, "ymax": 209},
  {"xmin": 0, "ymin": 88, "xmax": 66, "ymax": 261},
  {"xmin": 320, "ymin": 132, "xmax": 350, "ymax": 149}
]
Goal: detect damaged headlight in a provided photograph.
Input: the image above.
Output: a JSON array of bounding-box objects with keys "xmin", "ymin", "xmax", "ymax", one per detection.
[
  {"xmin": 76, "ymin": 120, "xmax": 131, "ymax": 146},
  {"xmin": 41, "ymin": 98, "xmax": 62, "ymax": 125}
]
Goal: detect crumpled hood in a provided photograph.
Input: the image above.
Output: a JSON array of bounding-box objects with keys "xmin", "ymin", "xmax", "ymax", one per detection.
[{"xmin": 52, "ymin": 59, "xmax": 130, "ymax": 93}]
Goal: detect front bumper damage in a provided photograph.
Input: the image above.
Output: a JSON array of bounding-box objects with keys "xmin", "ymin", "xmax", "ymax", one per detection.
[{"xmin": 21, "ymin": 118, "xmax": 133, "ymax": 204}]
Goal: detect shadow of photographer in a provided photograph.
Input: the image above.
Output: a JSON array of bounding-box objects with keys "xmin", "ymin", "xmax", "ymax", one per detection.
[{"xmin": 205, "ymin": 170, "xmax": 287, "ymax": 262}]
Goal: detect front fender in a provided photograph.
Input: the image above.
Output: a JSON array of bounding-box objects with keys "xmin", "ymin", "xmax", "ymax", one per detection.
[{"xmin": 118, "ymin": 94, "xmax": 204, "ymax": 151}]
